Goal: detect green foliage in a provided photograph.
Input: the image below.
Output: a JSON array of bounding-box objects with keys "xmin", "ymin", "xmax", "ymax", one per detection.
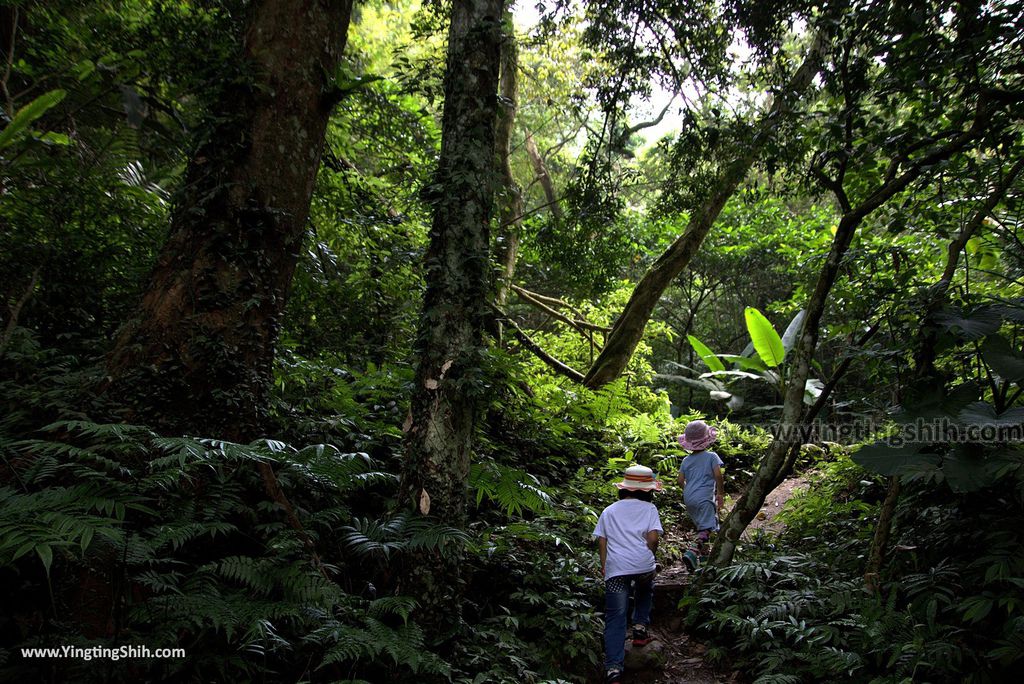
[
  {"xmin": 5, "ymin": 1, "xmax": 1024, "ymax": 682},
  {"xmin": 469, "ymin": 462, "xmax": 554, "ymax": 517},
  {"xmin": 680, "ymin": 307, "xmax": 820, "ymax": 411},
  {"xmin": 852, "ymin": 302, "xmax": 1024, "ymax": 493},
  {"xmin": 687, "ymin": 334, "xmax": 725, "ymax": 372},
  {"xmin": 0, "ymin": 331, "xmax": 633, "ymax": 681},
  {"xmin": 691, "ymin": 442, "xmax": 1024, "ymax": 683},
  {"xmin": 744, "ymin": 307, "xmax": 785, "ymax": 368},
  {"xmin": 0, "ymin": 407, "xmax": 456, "ymax": 681},
  {"xmin": 0, "ymin": 89, "xmax": 67, "ymax": 150}
]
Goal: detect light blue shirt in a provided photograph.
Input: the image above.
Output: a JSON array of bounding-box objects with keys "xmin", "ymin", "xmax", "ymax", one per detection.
[{"xmin": 680, "ymin": 450, "xmax": 723, "ymax": 531}]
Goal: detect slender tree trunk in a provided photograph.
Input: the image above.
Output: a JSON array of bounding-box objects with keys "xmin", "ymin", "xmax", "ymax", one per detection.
[
  {"xmin": 493, "ymin": 21, "xmax": 521, "ymax": 313},
  {"xmin": 710, "ymin": 103, "xmax": 1003, "ymax": 567},
  {"xmin": 581, "ymin": 32, "xmax": 825, "ymax": 388},
  {"xmin": 104, "ymin": 0, "xmax": 353, "ymax": 438},
  {"xmin": 397, "ymin": 0, "xmax": 504, "ymax": 642},
  {"xmin": 0, "ymin": 265, "xmax": 39, "ymax": 358},
  {"xmin": 862, "ymin": 157, "xmax": 1024, "ymax": 591},
  {"xmin": 864, "ymin": 477, "xmax": 901, "ymax": 593},
  {"xmin": 712, "ymin": 210, "xmax": 861, "ymax": 565},
  {"xmin": 524, "ymin": 131, "xmax": 562, "ymax": 225}
]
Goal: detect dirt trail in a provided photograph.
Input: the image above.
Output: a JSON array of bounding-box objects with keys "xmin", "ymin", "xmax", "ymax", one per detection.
[{"xmin": 635, "ymin": 475, "xmax": 809, "ymax": 683}]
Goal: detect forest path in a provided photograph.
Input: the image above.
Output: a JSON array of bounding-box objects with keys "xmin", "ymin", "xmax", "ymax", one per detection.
[{"xmin": 635, "ymin": 474, "xmax": 811, "ymax": 683}]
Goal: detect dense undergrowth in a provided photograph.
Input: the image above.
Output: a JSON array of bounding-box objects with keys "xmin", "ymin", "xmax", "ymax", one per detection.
[
  {"xmin": 5, "ymin": 328, "xmax": 1024, "ymax": 683},
  {"xmin": 1, "ymin": 328, "xmax": 727, "ymax": 682},
  {"xmin": 689, "ymin": 451, "xmax": 1024, "ymax": 683}
]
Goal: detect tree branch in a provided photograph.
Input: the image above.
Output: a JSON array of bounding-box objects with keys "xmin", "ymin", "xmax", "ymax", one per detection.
[
  {"xmin": 511, "ymin": 284, "xmax": 610, "ymax": 333},
  {"xmin": 494, "ymin": 305, "xmax": 587, "ymax": 383},
  {"xmin": 622, "ymin": 98, "xmax": 674, "ymax": 137},
  {"xmin": 582, "ymin": 29, "xmax": 828, "ymax": 388},
  {"xmin": 0, "ymin": 265, "xmax": 39, "ymax": 358}
]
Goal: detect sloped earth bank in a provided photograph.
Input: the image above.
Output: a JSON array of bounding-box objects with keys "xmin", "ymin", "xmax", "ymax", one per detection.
[{"xmin": 606, "ymin": 475, "xmax": 810, "ymax": 683}]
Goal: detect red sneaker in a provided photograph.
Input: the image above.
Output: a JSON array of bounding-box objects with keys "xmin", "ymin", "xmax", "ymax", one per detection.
[{"xmin": 632, "ymin": 623, "xmax": 653, "ymax": 646}]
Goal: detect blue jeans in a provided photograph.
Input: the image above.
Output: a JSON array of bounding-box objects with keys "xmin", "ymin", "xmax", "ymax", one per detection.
[{"xmin": 603, "ymin": 571, "xmax": 655, "ymax": 670}]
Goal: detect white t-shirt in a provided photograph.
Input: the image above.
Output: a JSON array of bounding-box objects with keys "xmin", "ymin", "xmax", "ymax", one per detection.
[{"xmin": 592, "ymin": 498, "xmax": 663, "ymax": 579}]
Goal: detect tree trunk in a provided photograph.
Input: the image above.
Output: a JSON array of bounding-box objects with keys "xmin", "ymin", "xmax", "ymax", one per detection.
[
  {"xmin": 397, "ymin": 0, "xmax": 504, "ymax": 643},
  {"xmin": 104, "ymin": 0, "xmax": 353, "ymax": 438},
  {"xmin": 524, "ymin": 131, "xmax": 562, "ymax": 225},
  {"xmin": 493, "ymin": 21, "xmax": 521, "ymax": 312},
  {"xmin": 710, "ymin": 101, "xmax": 1001, "ymax": 567},
  {"xmin": 862, "ymin": 156, "xmax": 1024, "ymax": 590},
  {"xmin": 581, "ymin": 32, "xmax": 825, "ymax": 389},
  {"xmin": 864, "ymin": 477, "xmax": 901, "ymax": 594},
  {"xmin": 712, "ymin": 210, "xmax": 861, "ymax": 565}
]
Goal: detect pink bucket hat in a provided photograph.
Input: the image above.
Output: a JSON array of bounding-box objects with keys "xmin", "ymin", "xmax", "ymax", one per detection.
[
  {"xmin": 615, "ymin": 465, "xmax": 663, "ymax": 491},
  {"xmin": 678, "ymin": 420, "xmax": 717, "ymax": 451}
]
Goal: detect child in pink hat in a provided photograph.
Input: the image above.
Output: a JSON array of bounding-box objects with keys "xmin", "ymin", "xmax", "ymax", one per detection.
[{"xmin": 676, "ymin": 420, "xmax": 724, "ymax": 570}]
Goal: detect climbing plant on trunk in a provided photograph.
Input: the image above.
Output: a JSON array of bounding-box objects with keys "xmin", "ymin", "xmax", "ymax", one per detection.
[{"xmin": 396, "ymin": 0, "xmax": 505, "ymax": 643}]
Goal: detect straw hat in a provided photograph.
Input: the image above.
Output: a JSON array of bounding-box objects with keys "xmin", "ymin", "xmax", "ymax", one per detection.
[
  {"xmin": 615, "ymin": 465, "xmax": 663, "ymax": 491},
  {"xmin": 678, "ymin": 419, "xmax": 718, "ymax": 451}
]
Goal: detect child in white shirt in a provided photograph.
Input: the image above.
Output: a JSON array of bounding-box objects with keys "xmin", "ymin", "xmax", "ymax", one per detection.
[{"xmin": 593, "ymin": 465, "xmax": 664, "ymax": 684}]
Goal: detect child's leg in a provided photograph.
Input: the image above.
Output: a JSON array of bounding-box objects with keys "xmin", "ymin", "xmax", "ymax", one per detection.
[
  {"xmin": 696, "ymin": 528, "xmax": 712, "ymax": 556},
  {"xmin": 603, "ymin": 576, "xmax": 629, "ymax": 671},
  {"xmin": 631, "ymin": 571, "xmax": 655, "ymax": 627}
]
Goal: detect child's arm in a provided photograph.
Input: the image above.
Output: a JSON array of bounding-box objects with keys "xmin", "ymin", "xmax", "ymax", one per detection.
[
  {"xmin": 597, "ymin": 536, "xmax": 607, "ymax": 576},
  {"xmin": 713, "ymin": 464, "xmax": 725, "ymax": 511},
  {"xmin": 645, "ymin": 530, "xmax": 660, "ymax": 556}
]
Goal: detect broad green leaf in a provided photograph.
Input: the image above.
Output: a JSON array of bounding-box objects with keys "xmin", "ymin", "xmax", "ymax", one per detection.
[
  {"xmin": 894, "ymin": 382, "xmax": 981, "ymax": 422},
  {"xmin": 744, "ymin": 307, "xmax": 785, "ymax": 367},
  {"xmin": 852, "ymin": 442, "xmax": 940, "ymax": 477},
  {"xmin": 0, "ymin": 89, "xmax": 67, "ymax": 150},
  {"xmin": 780, "ymin": 309, "xmax": 806, "ymax": 354},
  {"xmin": 995, "ymin": 300, "xmax": 1024, "ymax": 323},
  {"xmin": 718, "ymin": 354, "xmax": 767, "ymax": 371},
  {"xmin": 958, "ymin": 401, "xmax": 1024, "ymax": 428},
  {"xmin": 13, "ymin": 540, "xmax": 35, "ymax": 560},
  {"xmin": 39, "ymin": 131, "xmax": 71, "ymax": 145},
  {"xmin": 981, "ymin": 336, "xmax": 1024, "ymax": 383},
  {"xmin": 961, "ymin": 595, "xmax": 994, "ymax": 623},
  {"xmin": 80, "ymin": 527, "xmax": 94, "ymax": 552},
  {"xmin": 932, "ymin": 306, "xmax": 1000, "ymax": 341},
  {"xmin": 943, "ymin": 446, "xmax": 997, "ymax": 493},
  {"xmin": 36, "ymin": 544, "xmax": 53, "ymax": 575},
  {"xmin": 687, "ymin": 335, "xmax": 725, "ymax": 372}
]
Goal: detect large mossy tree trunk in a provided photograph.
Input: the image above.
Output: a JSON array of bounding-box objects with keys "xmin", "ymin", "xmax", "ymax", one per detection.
[
  {"xmin": 397, "ymin": 0, "xmax": 504, "ymax": 642},
  {"xmin": 105, "ymin": 0, "xmax": 353, "ymax": 438}
]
